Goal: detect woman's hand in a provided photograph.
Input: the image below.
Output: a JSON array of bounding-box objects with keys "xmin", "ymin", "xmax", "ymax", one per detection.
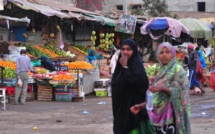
[
  {"xmin": 130, "ymin": 103, "xmax": 146, "ymax": 115},
  {"xmin": 119, "ymin": 55, "xmax": 127, "ymax": 67},
  {"xmin": 149, "ymin": 86, "xmax": 162, "ymax": 93}
]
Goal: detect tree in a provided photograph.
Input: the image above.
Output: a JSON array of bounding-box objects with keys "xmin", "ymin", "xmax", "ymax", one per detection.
[
  {"xmin": 142, "ymin": 0, "xmax": 172, "ymax": 17},
  {"xmin": 76, "ymin": 0, "xmax": 104, "ymax": 11}
]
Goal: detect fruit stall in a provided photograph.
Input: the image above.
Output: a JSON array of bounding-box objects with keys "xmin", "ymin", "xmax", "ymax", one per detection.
[{"xmin": 0, "ymin": 38, "xmax": 107, "ymax": 103}]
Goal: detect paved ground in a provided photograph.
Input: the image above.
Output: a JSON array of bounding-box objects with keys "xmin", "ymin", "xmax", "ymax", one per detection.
[{"xmin": 0, "ymin": 87, "xmax": 215, "ymax": 134}]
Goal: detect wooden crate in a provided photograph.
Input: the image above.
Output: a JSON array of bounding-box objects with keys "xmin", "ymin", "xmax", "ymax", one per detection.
[
  {"xmin": 37, "ymin": 86, "xmax": 53, "ymax": 101},
  {"xmin": 9, "ymin": 92, "xmax": 36, "ymax": 103}
]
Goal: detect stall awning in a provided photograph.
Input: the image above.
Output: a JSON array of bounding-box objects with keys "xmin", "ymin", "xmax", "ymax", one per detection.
[
  {"xmin": 84, "ymin": 14, "xmax": 117, "ymax": 27},
  {"xmin": 8, "ymin": 0, "xmax": 98, "ymax": 21},
  {"xmin": 0, "ymin": 15, "xmax": 30, "ymax": 23}
]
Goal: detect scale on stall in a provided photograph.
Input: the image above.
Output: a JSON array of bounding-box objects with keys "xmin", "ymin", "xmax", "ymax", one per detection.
[{"xmin": 94, "ymin": 79, "xmax": 111, "ymax": 97}]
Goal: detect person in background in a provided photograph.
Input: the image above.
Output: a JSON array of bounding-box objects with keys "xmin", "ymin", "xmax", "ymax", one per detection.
[
  {"xmin": 197, "ymin": 41, "xmax": 206, "ymax": 54},
  {"xmin": 131, "ymin": 42, "xmax": 191, "ymax": 134},
  {"xmin": 15, "ymin": 49, "xmax": 32, "ymax": 105},
  {"xmin": 41, "ymin": 56, "xmax": 56, "ymax": 71},
  {"xmin": 109, "ymin": 50, "xmax": 120, "ymax": 78},
  {"xmin": 187, "ymin": 44, "xmax": 205, "ymax": 95},
  {"xmin": 196, "ymin": 47, "xmax": 207, "ymax": 69},
  {"xmin": 111, "ymin": 39, "xmax": 153, "ymax": 134},
  {"xmin": 85, "ymin": 49, "xmax": 97, "ymax": 64},
  {"xmin": 208, "ymin": 46, "xmax": 214, "ymax": 72}
]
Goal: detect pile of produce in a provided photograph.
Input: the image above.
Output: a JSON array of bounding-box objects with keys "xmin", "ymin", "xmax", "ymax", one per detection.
[
  {"xmin": 90, "ymin": 31, "xmax": 97, "ymax": 49},
  {"xmin": 62, "ymin": 61, "xmax": 94, "ymax": 70},
  {"xmin": 0, "ymin": 67, "xmax": 16, "ymax": 79},
  {"xmin": 34, "ymin": 45, "xmax": 59, "ymax": 57},
  {"xmin": 52, "ymin": 74, "xmax": 75, "ymax": 81},
  {"xmin": 15, "ymin": 43, "xmax": 51, "ymax": 58},
  {"xmin": 72, "ymin": 44, "xmax": 88, "ymax": 55},
  {"xmin": 35, "ymin": 67, "xmax": 47, "ymax": 74},
  {"xmin": 0, "ymin": 61, "xmax": 16, "ymax": 79},
  {"xmin": 33, "ymin": 67, "xmax": 54, "ymax": 79},
  {"xmin": 145, "ymin": 64, "xmax": 160, "ymax": 78},
  {"xmin": 99, "ymin": 33, "xmax": 115, "ymax": 51},
  {"xmin": 44, "ymin": 42, "xmax": 76, "ymax": 58}
]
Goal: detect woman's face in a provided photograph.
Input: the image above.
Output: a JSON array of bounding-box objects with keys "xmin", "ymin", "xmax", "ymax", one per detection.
[
  {"xmin": 120, "ymin": 45, "xmax": 133, "ymax": 59},
  {"xmin": 158, "ymin": 47, "xmax": 172, "ymax": 65}
]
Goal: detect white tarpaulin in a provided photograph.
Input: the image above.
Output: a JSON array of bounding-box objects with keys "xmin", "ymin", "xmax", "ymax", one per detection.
[{"xmin": 0, "ymin": 15, "xmax": 30, "ymax": 23}]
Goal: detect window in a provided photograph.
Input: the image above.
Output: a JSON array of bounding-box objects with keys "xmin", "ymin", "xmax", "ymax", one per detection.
[
  {"xmin": 197, "ymin": 2, "xmax": 205, "ymax": 12},
  {"xmin": 116, "ymin": 5, "xmax": 123, "ymax": 10}
]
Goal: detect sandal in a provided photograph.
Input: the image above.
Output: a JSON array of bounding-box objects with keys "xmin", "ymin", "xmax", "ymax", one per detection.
[{"xmin": 201, "ymin": 90, "xmax": 205, "ymax": 95}]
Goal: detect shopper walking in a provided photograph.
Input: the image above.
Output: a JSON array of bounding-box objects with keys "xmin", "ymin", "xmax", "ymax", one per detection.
[
  {"xmin": 131, "ymin": 42, "xmax": 191, "ymax": 134},
  {"xmin": 15, "ymin": 49, "xmax": 32, "ymax": 105},
  {"xmin": 111, "ymin": 39, "xmax": 153, "ymax": 134},
  {"xmin": 188, "ymin": 44, "xmax": 205, "ymax": 95}
]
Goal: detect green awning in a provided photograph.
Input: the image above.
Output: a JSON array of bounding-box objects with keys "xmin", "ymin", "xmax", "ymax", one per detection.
[
  {"xmin": 179, "ymin": 18, "xmax": 212, "ymax": 39},
  {"xmin": 84, "ymin": 14, "xmax": 116, "ymax": 27}
]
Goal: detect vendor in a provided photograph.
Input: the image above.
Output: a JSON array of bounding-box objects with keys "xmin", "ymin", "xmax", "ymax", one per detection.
[
  {"xmin": 41, "ymin": 56, "xmax": 56, "ymax": 71},
  {"xmin": 85, "ymin": 49, "xmax": 97, "ymax": 64},
  {"xmin": 0, "ymin": 53, "xmax": 4, "ymax": 61}
]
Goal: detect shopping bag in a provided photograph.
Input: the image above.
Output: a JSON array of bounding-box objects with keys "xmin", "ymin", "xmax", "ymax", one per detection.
[{"xmin": 17, "ymin": 79, "xmax": 23, "ymax": 87}]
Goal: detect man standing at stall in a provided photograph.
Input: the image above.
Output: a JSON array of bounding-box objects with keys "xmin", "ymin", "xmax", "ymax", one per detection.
[{"xmin": 15, "ymin": 49, "xmax": 32, "ymax": 105}]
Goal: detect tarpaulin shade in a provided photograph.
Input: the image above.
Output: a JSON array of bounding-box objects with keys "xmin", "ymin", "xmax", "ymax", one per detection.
[
  {"xmin": 179, "ymin": 18, "xmax": 212, "ymax": 39},
  {"xmin": 150, "ymin": 19, "xmax": 168, "ymax": 30},
  {"xmin": 141, "ymin": 17, "xmax": 190, "ymax": 40}
]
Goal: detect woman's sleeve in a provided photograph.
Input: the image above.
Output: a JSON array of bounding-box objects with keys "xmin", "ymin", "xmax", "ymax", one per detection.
[{"xmin": 122, "ymin": 61, "xmax": 149, "ymax": 89}]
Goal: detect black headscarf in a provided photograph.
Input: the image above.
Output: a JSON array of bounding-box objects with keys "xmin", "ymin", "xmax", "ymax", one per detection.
[{"xmin": 111, "ymin": 38, "xmax": 149, "ymax": 134}]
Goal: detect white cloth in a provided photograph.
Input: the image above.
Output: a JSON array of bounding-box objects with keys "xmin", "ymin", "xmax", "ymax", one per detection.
[
  {"xmin": 109, "ymin": 55, "xmax": 117, "ymax": 74},
  {"xmin": 109, "ymin": 50, "xmax": 120, "ymax": 74}
]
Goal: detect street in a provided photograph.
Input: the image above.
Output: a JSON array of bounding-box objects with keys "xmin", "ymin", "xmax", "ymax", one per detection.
[{"xmin": 0, "ymin": 87, "xmax": 215, "ymax": 134}]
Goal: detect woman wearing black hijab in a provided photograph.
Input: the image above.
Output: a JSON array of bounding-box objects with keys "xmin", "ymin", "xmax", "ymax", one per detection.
[{"xmin": 111, "ymin": 39, "xmax": 153, "ymax": 134}]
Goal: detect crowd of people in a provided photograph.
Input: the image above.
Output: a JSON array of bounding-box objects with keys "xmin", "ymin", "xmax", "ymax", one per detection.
[{"xmin": 109, "ymin": 38, "xmax": 214, "ymax": 134}]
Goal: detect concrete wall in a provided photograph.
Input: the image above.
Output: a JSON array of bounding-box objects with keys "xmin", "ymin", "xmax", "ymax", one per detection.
[
  {"xmin": 103, "ymin": 0, "xmax": 215, "ymax": 13},
  {"xmin": 103, "ymin": 0, "xmax": 143, "ymax": 12},
  {"xmin": 172, "ymin": 11, "xmax": 215, "ymax": 19},
  {"xmin": 25, "ymin": 30, "xmax": 90, "ymax": 46},
  {"xmin": 167, "ymin": 0, "xmax": 215, "ymax": 12}
]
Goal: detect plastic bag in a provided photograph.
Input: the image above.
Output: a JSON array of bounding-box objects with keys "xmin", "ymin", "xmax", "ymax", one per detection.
[{"xmin": 17, "ymin": 79, "xmax": 23, "ymax": 87}]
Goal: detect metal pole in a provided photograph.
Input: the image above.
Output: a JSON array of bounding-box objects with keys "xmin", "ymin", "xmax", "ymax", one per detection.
[{"xmin": 125, "ymin": 0, "xmax": 128, "ymax": 15}]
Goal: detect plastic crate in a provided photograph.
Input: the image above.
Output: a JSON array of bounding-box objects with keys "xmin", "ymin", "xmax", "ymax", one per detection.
[
  {"xmin": 94, "ymin": 88, "xmax": 108, "ymax": 97},
  {"xmin": 6, "ymin": 86, "xmax": 15, "ymax": 95},
  {"xmin": 55, "ymin": 93, "xmax": 73, "ymax": 102},
  {"xmin": 54, "ymin": 84, "xmax": 73, "ymax": 93},
  {"xmin": 5, "ymin": 85, "xmax": 32, "ymax": 95}
]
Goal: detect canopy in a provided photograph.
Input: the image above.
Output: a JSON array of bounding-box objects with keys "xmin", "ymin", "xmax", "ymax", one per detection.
[
  {"xmin": 141, "ymin": 17, "xmax": 190, "ymax": 40},
  {"xmin": 179, "ymin": 18, "xmax": 212, "ymax": 39},
  {"xmin": 150, "ymin": 19, "xmax": 168, "ymax": 30}
]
